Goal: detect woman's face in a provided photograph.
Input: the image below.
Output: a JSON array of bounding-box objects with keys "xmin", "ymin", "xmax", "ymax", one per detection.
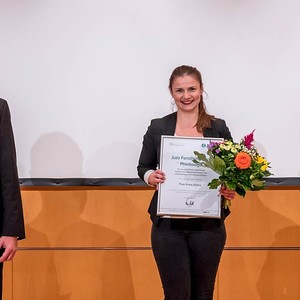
[{"xmin": 170, "ymin": 75, "xmax": 202, "ymax": 113}]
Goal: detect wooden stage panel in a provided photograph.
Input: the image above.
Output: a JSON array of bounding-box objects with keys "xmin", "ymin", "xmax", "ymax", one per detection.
[
  {"xmin": 2, "ymin": 263, "xmax": 12, "ymax": 300},
  {"xmin": 20, "ymin": 189, "xmax": 300, "ymax": 249},
  {"xmin": 2, "ymin": 187, "xmax": 299, "ymax": 299},
  {"xmin": 12, "ymin": 250, "xmax": 163, "ymax": 300},
  {"xmin": 218, "ymin": 250, "xmax": 300, "ymax": 300},
  {"xmin": 19, "ymin": 189, "xmax": 155, "ymax": 248},
  {"xmin": 226, "ymin": 190, "xmax": 300, "ymax": 247}
]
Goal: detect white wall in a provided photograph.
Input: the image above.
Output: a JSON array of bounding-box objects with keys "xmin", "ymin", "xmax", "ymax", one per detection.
[{"xmin": 0, "ymin": 0, "xmax": 299, "ymax": 178}]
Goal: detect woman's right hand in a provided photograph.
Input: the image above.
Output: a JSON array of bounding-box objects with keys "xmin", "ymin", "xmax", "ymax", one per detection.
[{"xmin": 148, "ymin": 169, "xmax": 166, "ymax": 187}]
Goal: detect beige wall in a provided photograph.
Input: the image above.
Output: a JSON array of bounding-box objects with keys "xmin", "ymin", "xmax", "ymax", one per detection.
[{"xmin": 3, "ymin": 187, "xmax": 300, "ymax": 300}]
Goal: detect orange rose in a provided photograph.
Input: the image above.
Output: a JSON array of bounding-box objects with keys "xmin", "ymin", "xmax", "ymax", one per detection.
[{"xmin": 234, "ymin": 152, "xmax": 252, "ymax": 169}]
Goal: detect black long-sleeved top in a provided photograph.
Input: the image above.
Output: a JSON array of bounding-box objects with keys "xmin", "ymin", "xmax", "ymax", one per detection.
[{"xmin": 137, "ymin": 112, "xmax": 232, "ymax": 225}]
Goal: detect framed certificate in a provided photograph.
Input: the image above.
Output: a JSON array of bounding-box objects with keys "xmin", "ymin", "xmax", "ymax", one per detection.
[{"xmin": 157, "ymin": 135, "xmax": 224, "ymax": 218}]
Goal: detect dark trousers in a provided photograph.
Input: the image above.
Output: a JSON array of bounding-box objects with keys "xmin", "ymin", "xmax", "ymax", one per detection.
[{"xmin": 151, "ymin": 218, "xmax": 226, "ymax": 300}]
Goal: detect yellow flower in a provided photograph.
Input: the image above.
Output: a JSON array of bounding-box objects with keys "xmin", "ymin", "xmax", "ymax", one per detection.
[
  {"xmin": 261, "ymin": 165, "xmax": 268, "ymax": 171},
  {"xmin": 256, "ymin": 156, "xmax": 267, "ymax": 164},
  {"xmin": 256, "ymin": 156, "xmax": 268, "ymax": 171}
]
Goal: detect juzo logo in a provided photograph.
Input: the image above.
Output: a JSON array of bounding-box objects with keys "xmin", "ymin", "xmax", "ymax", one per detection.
[{"xmin": 185, "ymin": 199, "xmax": 195, "ymax": 206}]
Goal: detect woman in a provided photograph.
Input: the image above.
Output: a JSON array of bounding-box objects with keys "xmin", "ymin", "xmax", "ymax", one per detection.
[{"xmin": 137, "ymin": 65, "xmax": 235, "ymax": 300}]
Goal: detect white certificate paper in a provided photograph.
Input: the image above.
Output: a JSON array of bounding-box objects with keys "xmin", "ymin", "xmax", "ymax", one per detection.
[{"xmin": 157, "ymin": 136, "xmax": 224, "ymax": 218}]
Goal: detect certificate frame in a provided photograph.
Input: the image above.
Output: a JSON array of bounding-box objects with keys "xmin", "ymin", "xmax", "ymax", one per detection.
[{"xmin": 157, "ymin": 135, "xmax": 224, "ymax": 218}]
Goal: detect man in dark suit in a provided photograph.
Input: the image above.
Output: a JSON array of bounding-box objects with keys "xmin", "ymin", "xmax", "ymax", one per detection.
[{"xmin": 0, "ymin": 98, "xmax": 25, "ymax": 298}]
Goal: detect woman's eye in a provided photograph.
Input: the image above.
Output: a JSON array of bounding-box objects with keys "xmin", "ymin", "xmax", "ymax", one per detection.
[
  {"xmin": 189, "ymin": 87, "xmax": 196, "ymax": 92},
  {"xmin": 175, "ymin": 89, "xmax": 183, "ymax": 93}
]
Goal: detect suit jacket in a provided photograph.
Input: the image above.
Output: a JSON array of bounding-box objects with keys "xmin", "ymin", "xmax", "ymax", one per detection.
[
  {"xmin": 0, "ymin": 99, "xmax": 25, "ymax": 239},
  {"xmin": 137, "ymin": 112, "xmax": 232, "ymax": 225}
]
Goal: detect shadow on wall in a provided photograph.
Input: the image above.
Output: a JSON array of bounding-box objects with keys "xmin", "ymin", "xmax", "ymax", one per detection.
[
  {"xmin": 84, "ymin": 141, "xmax": 141, "ymax": 178},
  {"xmin": 223, "ymin": 191, "xmax": 300, "ymax": 300},
  {"xmin": 29, "ymin": 132, "xmax": 84, "ymax": 177},
  {"xmin": 257, "ymin": 225, "xmax": 300, "ymax": 300},
  {"xmin": 53, "ymin": 190, "xmax": 135, "ymax": 299},
  {"xmin": 17, "ymin": 132, "xmax": 84, "ymax": 298},
  {"xmin": 17, "ymin": 132, "xmax": 135, "ymax": 299}
]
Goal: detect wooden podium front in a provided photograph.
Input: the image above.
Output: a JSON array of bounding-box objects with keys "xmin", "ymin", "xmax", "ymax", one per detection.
[{"xmin": 3, "ymin": 186, "xmax": 300, "ymax": 300}]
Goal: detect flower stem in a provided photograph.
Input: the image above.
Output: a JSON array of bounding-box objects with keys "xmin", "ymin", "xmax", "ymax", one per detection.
[{"xmin": 223, "ymin": 198, "xmax": 231, "ymax": 209}]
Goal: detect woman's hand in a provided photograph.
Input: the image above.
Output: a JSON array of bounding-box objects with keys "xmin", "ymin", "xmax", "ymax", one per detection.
[
  {"xmin": 219, "ymin": 186, "xmax": 236, "ymax": 200},
  {"xmin": 148, "ymin": 170, "xmax": 166, "ymax": 187},
  {"xmin": 219, "ymin": 185, "xmax": 236, "ymax": 208}
]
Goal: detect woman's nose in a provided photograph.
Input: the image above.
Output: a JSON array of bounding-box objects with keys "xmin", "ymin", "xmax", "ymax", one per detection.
[{"xmin": 183, "ymin": 90, "xmax": 190, "ymax": 99}]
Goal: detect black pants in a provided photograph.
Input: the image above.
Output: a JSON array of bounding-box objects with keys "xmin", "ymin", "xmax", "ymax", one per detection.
[{"xmin": 151, "ymin": 218, "xmax": 226, "ymax": 300}]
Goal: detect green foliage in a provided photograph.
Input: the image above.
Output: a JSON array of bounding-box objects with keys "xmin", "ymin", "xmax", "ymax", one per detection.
[{"xmin": 193, "ymin": 138, "xmax": 272, "ymax": 202}]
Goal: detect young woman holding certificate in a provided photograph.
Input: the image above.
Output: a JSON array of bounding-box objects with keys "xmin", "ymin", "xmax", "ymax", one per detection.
[{"xmin": 137, "ymin": 65, "xmax": 236, "ymax": 300}]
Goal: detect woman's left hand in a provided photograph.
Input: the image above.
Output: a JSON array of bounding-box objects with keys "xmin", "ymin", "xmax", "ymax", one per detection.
[{"xmin": 219, "ymin": 186, "xmax": 236, "ymax": 201}]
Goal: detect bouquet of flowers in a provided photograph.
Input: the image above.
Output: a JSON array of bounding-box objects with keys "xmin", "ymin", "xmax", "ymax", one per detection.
[{"xmin": 193, "ymin": 130, "xmax": 272, "ymax": 208}]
